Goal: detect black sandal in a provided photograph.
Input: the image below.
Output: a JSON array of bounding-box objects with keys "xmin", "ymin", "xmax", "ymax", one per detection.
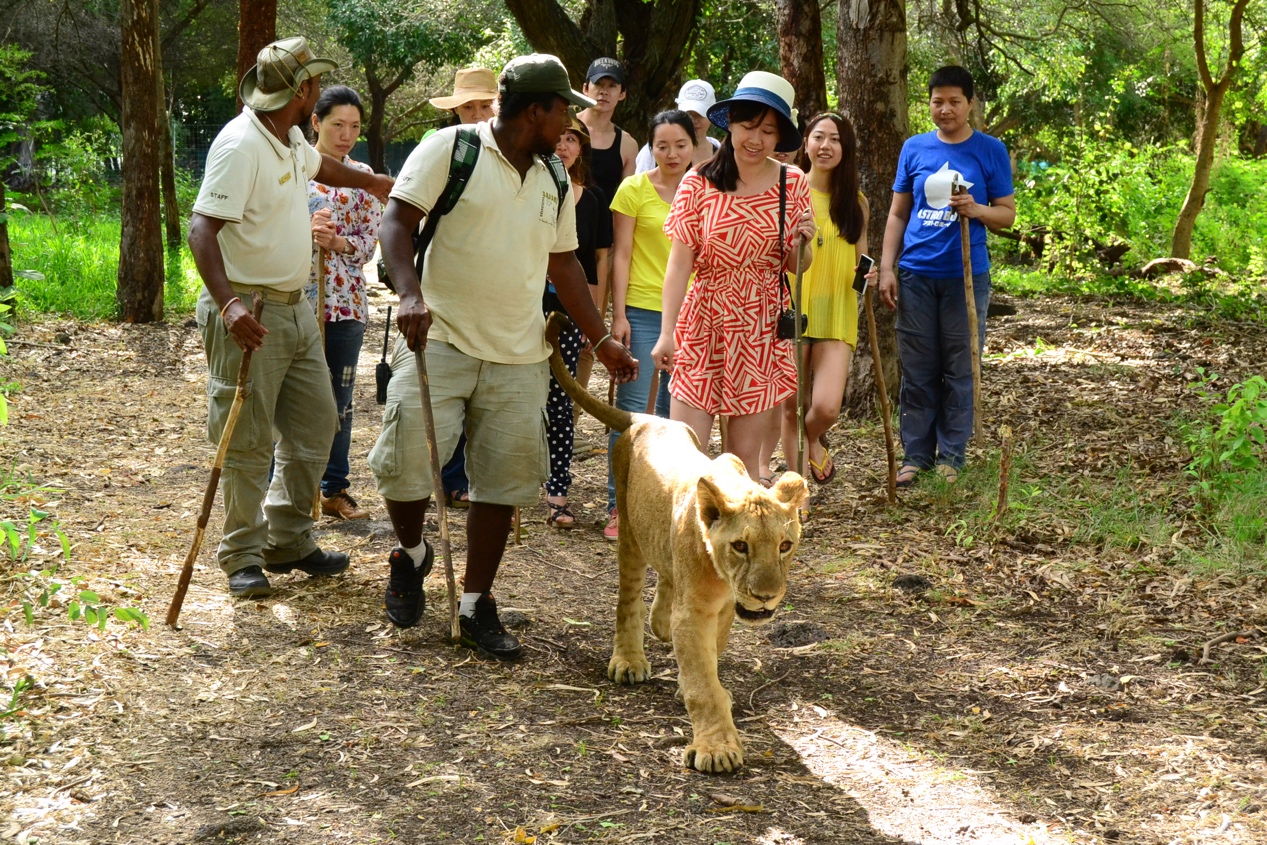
[
  {"xmin": 896, "ymin": 464, "xmax": 920, "ymax": 489},
  {"xmin": 546, "ymin": 500, "xmax": 576, "ymax": 529}
]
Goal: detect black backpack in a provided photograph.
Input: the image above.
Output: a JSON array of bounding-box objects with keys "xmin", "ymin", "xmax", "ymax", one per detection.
[{"xmin": 379, "ymin": 127, "xmax": 570, "ymax": 291}]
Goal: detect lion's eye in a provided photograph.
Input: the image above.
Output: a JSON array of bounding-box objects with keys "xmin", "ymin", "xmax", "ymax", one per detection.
[
  {"xmin": 780, "ymin": 540, "xmax": 792, "ymax": 553},
  {"xmin": 731, "ymin": 541, "xmax": 748, "ymax": 554}
]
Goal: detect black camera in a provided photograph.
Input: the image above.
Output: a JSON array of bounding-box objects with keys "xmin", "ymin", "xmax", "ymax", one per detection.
[{"xmin": 776, "ymin": 308, "xmax": 807, "ymax": 340}]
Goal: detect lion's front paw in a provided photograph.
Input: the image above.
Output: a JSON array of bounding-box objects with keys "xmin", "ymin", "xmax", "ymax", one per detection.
[
  {"xmin": 608, "ymin": 653, "xmax": 651, "ymax": 685},
  {"xmin": 683, "ymin": 732, "xmax": 744, "ymax": 773}
]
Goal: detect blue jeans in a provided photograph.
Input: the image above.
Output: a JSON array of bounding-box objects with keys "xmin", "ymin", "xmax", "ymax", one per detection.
[
  {"xmin": 608, "ymin": 306, "xmax": 671, "ymax": 511},
  {"xmin": 321, "ymin": 318, "xmax": 366, "ymax": 496},
  {"xmin": 895, "ymin": 268, "xmax": 990, "ymax": 470},
  {"xmin": 442, "ymin": 434, "xmax": 468, "ymax": 496}
]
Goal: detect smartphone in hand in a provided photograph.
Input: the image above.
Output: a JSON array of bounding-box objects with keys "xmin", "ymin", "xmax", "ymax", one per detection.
[{"xmin": 853, "ymin": 254, "xmax": 875, "ymax": 294}]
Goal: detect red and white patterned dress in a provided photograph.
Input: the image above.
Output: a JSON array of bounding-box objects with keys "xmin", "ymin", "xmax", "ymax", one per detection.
[{"xmin": 663, "ymin": 167, "xmax": 811, "ymax": 416}]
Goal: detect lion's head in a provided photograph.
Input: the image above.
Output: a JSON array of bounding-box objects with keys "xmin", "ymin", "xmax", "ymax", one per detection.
[{"xmin": 696, "ymin": 467, "xmax": 808, "ymax": 625}]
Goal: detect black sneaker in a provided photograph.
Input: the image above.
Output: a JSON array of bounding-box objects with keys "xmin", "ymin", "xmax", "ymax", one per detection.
[
  {"xmin": 227, "ymin": 565, "xmax": 273, "ymax": 598},
  {"xmin": 385, "ymin": 541, "xmax": 433, "ymax": 628},
  {"xmin": 459, "ymin": 593, "xmax": 522, "ymax": 661},
  {"xmin": 264, "ymin": 548, "xmax": 350, "ymax": 577}
]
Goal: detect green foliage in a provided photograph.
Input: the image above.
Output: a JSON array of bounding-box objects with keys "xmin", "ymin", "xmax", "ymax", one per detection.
[
  {"xmin": 327, "ymin": 0, "xmax": 492, "ymax": 82},
  {"xmin": 1185, "ymin": 372, "xmax": 1267, "ymax": 499},
  {"xmin": 6, "ymin": 209, "xmax": 200, "ymax": 319},
  {"xmin": 1, "ymin": 469, "xmax": 148, "ymax": 631}
]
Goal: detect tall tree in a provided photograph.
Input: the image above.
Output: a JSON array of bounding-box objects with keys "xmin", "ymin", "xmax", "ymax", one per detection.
[
  {"xmin": 1171, "ymin": 0, "xmax": 1251, "ymax": 260},
  {"xmin": 328, "ymin": 0, "xmax": 491, "ymax": 173},
  {"xmin": 236, "ymin": 0, "xmax": 277, "ymax": 111},
  {"xmin": 118, "ymin": 0, "xmax": 166, "ymax": 322},
  {"xmin": 775, "ymin": 0, "xmax": 828, "ymax": 124},
  {"xmin": 503, "ymin": 0, "xmax": 701, "ymax": 140},
  {"xmin": 837, "ymin": 0, "xmax": 908, "ymax": 413}
]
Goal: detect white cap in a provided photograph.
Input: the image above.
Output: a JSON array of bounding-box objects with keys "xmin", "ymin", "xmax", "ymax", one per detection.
[{"xmin": 675, "ymin": 79, "xmax": 716, "ymax": 118}]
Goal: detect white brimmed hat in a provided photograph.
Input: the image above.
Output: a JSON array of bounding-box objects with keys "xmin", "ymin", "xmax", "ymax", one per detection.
[
  {"xmin": 675, "ymin": 80, "xmax": 716, "ymax": 118},
  {"xmin": 707, "ymin": 71, "xmax": 801, "ymax": 153},
  {"xmin": 239, "ymin": 36, "xmax": 339, "ymax": 112}
]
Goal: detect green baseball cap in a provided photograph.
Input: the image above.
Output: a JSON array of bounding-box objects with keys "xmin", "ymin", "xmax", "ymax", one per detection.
[{"xmin": 499, "ymin": 54, "xmax": 595, "ymax": 109}]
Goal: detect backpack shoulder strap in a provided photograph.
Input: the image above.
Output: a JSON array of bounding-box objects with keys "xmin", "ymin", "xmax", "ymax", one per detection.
[
  {"xmin": 539, "ymin": 152, "xmax": 570, "ymax": 220},
  {"xmin": 413, "ymin": 127, "xmax": 483, "ymax": 279}
]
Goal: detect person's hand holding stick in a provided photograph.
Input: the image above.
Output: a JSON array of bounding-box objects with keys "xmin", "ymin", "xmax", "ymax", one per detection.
[{"xmin": 167, "ymin": 296, "xmax": 265, "ymax": 628}]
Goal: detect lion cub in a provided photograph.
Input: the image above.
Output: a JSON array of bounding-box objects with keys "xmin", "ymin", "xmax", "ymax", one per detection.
[{"xmin": 548, "ymin": 315, "xmax": 808, "ymax": 773}]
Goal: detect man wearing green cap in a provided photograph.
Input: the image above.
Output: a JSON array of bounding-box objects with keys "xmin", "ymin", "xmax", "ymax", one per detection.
[
  {"xmin": 188, "ymin": 37, "xmax": 394, "ymax": 599},
  {"xmin": 371, "ymin": 53, "xmax": 638, "ymax": 660}
]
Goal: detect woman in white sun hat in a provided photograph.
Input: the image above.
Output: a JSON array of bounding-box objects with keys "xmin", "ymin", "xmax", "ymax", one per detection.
[
  {"xmin": 634, "ymin": 79, "xmax": 720, "ymax": 173},
  {"xmin": 651, "ymin": 70, "xmax": 817, "ymax": 484}
]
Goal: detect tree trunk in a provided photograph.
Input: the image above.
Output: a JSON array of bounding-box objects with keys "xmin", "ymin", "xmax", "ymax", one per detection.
[
  {"xmin": 366, "ymin": 73, "xmax": 388, "ymax": 174},
  {"xmin": 118, "ymin": 0, "xmax": 165, "ymax": 323},
  {"xmin": 0, "ymin": 180, "xmax": 12, "ymax": 293},
  {"xmin": 775, "ymin": 0, "xmax": 828, "ymax": 125},
  {"xmin": 837, "ymin": 0, "xmax": 907, "ymax": 416},
  {"xmin": 156, "ymin": 35, "xmax": 180, "ymax": 247},
  {"xmin": 1171, "ymin": 0, "xmax": 1249, "ymax": 261},
  {"xmin": 504, "ymin": 0, "xmax": 700, "ymax": 143},
  {"xmin": 236, "ymin": 0, "xmax": 277, "ymax": 111}
]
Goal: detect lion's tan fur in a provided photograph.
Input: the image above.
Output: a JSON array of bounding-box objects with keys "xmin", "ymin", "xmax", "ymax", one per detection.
[{"xmin": 547, "ymin": 314, "xmax": 808, "ymax": 773}]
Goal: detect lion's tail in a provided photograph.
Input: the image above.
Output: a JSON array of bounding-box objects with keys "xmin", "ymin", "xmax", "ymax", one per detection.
[{"xmin": 546, "ymin": 311, "xmax": 633, "ymax": 434}]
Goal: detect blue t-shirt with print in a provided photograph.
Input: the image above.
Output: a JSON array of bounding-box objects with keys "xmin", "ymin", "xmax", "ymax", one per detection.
[{"xmin": 892, "ymin": 130, "xmax": 1014, "ymax": 277}]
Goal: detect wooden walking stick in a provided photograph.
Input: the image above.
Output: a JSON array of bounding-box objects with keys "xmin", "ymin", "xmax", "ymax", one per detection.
[
  {"xmin": 413, "ymin": 344, "xmax": 460, "ymax": 643},
  {"xmin": 312, "ymin": 244, "xmax": 328, "ymax": 521},
  {"xmin": 793, "ymin": 237, "xmax": 808, "ymax": 479},
  {"xmin": 167, "ymin": 296, "xmax": 265, "ymax": 628},
  {"xmin": 864, "ymin": 286, "xmax": 897, "ymax": 504},
  {"xmin": 955, "ymin": 177, "xmax": 983, "ymax": 439}
]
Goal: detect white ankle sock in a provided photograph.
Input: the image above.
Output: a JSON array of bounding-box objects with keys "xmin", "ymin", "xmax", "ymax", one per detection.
[
  {"xmin": 459, "ymin": 592, "xmax": 482, "ymax": 618},
  {"xmin": 403, "ymin": 540, "xmax": 429, "ymax": 569}
]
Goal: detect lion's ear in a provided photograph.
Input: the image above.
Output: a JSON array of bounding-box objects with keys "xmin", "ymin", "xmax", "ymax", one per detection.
[
  {"xmin": 696, "ymin": 476, "xmax": 728, "ymax": 527},
  {"xmin": 772, "ymin": 472, "xmax": 809, "ymax": 508}
]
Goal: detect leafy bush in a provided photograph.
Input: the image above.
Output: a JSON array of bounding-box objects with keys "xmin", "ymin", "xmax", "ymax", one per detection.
[{"xmin": 1185, "ymin": 372, "xmax": 1267, "ymax": 501}]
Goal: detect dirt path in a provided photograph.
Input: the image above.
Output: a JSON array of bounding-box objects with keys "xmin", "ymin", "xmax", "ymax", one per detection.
[{"xmin": 2, "ymin": 292, "xmax": 1265, "ymax": 844}]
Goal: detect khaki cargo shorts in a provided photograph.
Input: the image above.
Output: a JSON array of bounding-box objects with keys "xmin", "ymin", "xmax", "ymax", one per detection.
[{"xmin": 369, "ymin": 337, "xmax": 550, "ymax": 507}]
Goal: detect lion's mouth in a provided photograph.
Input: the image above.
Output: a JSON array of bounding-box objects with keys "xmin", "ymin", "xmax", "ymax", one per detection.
[{"xmin": 734, "ymin": 603, "xmax": 776, "ymax": 623}]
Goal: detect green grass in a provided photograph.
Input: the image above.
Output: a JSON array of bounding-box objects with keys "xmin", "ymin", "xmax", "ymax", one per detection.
[
  {"xmin": 915, "ymin": 441, "xmax": 1266, "ymax": 574},
  {"xmin": 6, "ymin": 208, "xmax": 200, "ymax": 319}
]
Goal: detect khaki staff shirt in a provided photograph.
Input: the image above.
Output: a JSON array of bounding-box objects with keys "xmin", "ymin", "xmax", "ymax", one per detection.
[
  {"xmin": 391, "ymin": 122, "xmax": 578, "ymax": 364},
  {"xmin": 193, "ymin": 108, "xmax": 324, "ymax": 291}
]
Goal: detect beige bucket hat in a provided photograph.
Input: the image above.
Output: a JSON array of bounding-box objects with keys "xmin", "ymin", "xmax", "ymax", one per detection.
[
  {"xmin": 239, "ymin": 36, "xmax": 339, "ymax": 112},
  {"xmin": 429, "ymin": 68, "xmax": 499, "ymax": 110}
]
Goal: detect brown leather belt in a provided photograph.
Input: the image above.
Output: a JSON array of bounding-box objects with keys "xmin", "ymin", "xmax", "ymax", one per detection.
[{"xmin": 229, "ymin": 283, "xmax": 304, "ymax": 306}]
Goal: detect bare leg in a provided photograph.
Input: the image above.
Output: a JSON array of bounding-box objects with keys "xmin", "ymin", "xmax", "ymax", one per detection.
[
  {"xmin": 464, "ymin": 502, "xmax": 513, "ymax": 594},
  {"xmin": 670, "ymin": 397, "xmax": 714, "ymax": 454},
  {"xmin": 722, "ymin": 409, "xmax": 779, "ymax": 481},
  {"xmin": 384, "ymin": 498, "xmax": 429, "ymax": 548},
  {"xmin": 804, "ymin": 341, "xmax": 851, "ymax": 468}
]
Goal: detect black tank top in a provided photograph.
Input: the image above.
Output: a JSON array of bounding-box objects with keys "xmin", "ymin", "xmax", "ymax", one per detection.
[{"xmin": 588, "ymin": 125, "xmax": 625, "ymax": 205}]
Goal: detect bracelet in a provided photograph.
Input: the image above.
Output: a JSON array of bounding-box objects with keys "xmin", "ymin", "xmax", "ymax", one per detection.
[
  {"xmin": 220, "ymin": 296, "xmax": 241, "ymax": 319},
  {"xmin": 594, "ymin": 332, "xmax": 613, "ymax": 350}
]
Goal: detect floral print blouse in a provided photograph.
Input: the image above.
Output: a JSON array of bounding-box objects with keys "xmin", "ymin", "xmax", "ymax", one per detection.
[{"xmin": 306, "ymin": 156, "xmax": 382, "ymax": 324}]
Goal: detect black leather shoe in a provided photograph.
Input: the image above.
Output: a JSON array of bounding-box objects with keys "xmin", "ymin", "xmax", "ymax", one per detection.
[
  {"xmin": 264, "ymin": 548, "xmax": 349, "ymax": 577},
  {"xmin": 385, "ymin": 542, "xmax": 433, "ymax": 628},
  {"xmin": 227, "ymin": 565, "xmax": 273, "ymax": 598},
  {"xmin": 458, "ymin": 593, "xmax": 522, "ymax": 661}
]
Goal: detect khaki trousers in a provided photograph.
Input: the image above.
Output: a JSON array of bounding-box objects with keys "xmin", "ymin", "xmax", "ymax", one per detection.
[{"xmin": 196, "ymin": 288, "xmax": 338, "ymax": 575}]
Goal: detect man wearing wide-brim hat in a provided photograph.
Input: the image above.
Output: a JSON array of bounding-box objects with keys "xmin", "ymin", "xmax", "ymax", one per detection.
[
  {"xmin": 369, "ymin": 53, "xmax": 638, "ymax": 661},
  {"xmin": 187, "ymin": 36, "xmax": 395, "ymax": 599}
]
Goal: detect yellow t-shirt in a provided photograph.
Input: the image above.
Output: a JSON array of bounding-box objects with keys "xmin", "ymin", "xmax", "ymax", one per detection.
[
  {"xmin": 803, "ymin": 188, "xmax": 860, "ymax": 345},
  {"xmin": 610, "ymin": 172, "xmax": 672, "ymax": 313}
]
